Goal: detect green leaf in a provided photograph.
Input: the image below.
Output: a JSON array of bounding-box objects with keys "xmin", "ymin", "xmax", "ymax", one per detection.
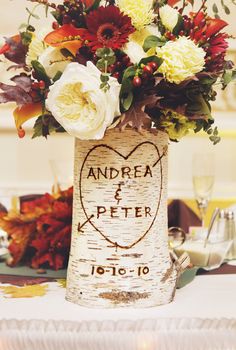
[
  {"xmin": 51, "ymin": 10, "xmax": 61, "ymax": 22},
  {"xmin": 121, "ymin": 78, "xmax": 133, "ymax": 92},
  {"xmin": 194, "ymin": 121, "xmax": 204, "ymax": 133},
  {"xmin": 26, "ymin": 7, "xmax": 40, "ymax": 20},
  {"xmin": 19, "ymin": 23, "xmax": 28, "ymax": 30},
  {"xmin": 32, "ymin": 114, "xmax": 64, "ymax": 138},
  {"xmin": 207, "ymin": 128, "xmax": 213, "ymax": 135},
  {"xmin": 213, "ymin": 126, "xmax": 219, "ymax": 136},
  {"xmin": 32, "ymin": 116, "xmax": 45, "ymax": 139},
  {"xmin": 31, "ymin": 60, "xmax": 51, "ymax": 85},
  {"xmin": 106, "ymin": 56, "xmax": 116, "ymax": 65},
  {"xmin": 53, "ymin": 71, "xmax": 63, "ymax": 82},
  {"xmin": 100, "ymin": 73, "xmax": 110, "ymax": 82},
  {"xmin": 87, "ymin": 0, "xmax": 101, "ymax": 11},
  {"xmin": 209, "ymin": 135, "xmax": 221, "ymax": 145},
  {"xmin": 122, "ymin": 91, "xmax": 133, "ymax": 111},
  {"xmin": 96, "ymin": 47, "xmax": 114, "ymax": 58},
  {"xmin": 96, "ymin": 48, "xmax": 105, "ymax": 58},
  {"xmin": 122, "ymin": 66, "xmax": 136, "ymax": 81},
  {"xmin": 96, "ymin": 58, "xmax": 106, "ymax": 70},
  {"xmin": 45, "ymin": 4, "xmax": 49, "ymax": 17},
  {"xmin": 60, "ymin": 48, "xmax": 73, "ymax": 58},
  {"xmin": 139, "ymin": 56, "xmax": 163, "ymax": 67},
  {"xmin": 20, "ymin": 31, "xmax": 32, "ymax": 46},
  {"xmin": 120, "ymin": 76, "xmax": 134, "ymax": 111},
  {"xmin": 143, "ymin": 35, "xmax": 166, "ymax": 52},
  {"xmin": 222, "ymin": 69, "xmax": 233, "ymax": 88},
  {"xmin": 200, "ymin": 76, "xmax": 217, "ymax": 86},
  {"xmin": 172, "ymin": 14, "xmax": 184, "ymax": 36},
  {"xmin": 213, "ymin": 3, "xmax": 219, "ymax": 13},
  {"xmin": 224, "ymin": 5, "xmax": 230, "ymax": 14},
  {"xmin": 187, "ymin": 93, "xmax": 211, "ymax": 116}
]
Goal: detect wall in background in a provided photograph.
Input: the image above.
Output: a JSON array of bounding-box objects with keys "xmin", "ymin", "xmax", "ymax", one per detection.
[{"xmin": 0, "ymin": 0, "xmax": 236, "ymax": 201}]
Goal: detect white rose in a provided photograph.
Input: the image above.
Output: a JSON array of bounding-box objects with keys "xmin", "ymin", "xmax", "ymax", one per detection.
[
  {"xmin": 38, "ymin": 47, "xmax": 70, "ymax": 79},
  {"xmin": 46, "ymin": 62, "xmax": 121, "ymax": 140},
  {"xmin": 159, "ymin": 5, "xmax": 179, "ymax": 32}
]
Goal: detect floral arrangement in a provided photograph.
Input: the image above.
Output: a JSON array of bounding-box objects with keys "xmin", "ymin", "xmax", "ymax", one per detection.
[
  {"xmin": 0, "ymin": 0, "xmax": 235, "ymax": 143},
  {"xmin": 0, "ymin": 188, "xmax": 73, "ymax": 270}
]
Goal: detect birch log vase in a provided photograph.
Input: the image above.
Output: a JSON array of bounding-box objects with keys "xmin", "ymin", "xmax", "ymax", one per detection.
[{"xmin": 66, "ymin": 129, "xmax": 178, "ymax": 308}]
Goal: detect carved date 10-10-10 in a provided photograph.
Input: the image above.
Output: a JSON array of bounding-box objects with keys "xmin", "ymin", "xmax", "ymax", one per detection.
[{"xmin": 91, "ymin": 265, "xmax": 150, "ymax": 277}]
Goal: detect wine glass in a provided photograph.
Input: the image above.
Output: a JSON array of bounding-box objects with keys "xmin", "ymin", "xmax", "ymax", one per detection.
[{"xmin": 192, "ymin": 153, "xmax": 215, "ymax": 227}]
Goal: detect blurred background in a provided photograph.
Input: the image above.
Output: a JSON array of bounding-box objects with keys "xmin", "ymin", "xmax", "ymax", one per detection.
[{"xmin": 0, "ymin": 0, "xmax": 235, "ymax": 204}]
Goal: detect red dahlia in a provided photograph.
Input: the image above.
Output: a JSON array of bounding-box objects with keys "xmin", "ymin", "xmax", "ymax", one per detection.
[{"xmin": 83, "ymin": 5, "xmax": 135, "ymax": 51}]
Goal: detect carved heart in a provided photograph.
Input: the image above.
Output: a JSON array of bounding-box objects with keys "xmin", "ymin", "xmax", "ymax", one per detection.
[{"xmin": 79, "ymin": 141, "xmax": 163, "ymax": 249}]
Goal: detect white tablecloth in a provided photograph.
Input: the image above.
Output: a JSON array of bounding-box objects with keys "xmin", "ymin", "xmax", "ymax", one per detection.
[{"xmin": 0, "ymin": 275, "xmax": 236, "ymax": 350}]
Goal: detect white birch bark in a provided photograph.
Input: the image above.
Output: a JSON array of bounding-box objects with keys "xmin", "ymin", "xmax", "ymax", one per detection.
[{"xmin": 66, "ymin": 129, "xmax": 178, "ymax": 308}]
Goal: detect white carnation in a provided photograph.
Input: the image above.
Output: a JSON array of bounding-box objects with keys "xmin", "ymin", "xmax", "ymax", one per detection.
[{"xmin": 157, "ymin": 36, "xmax": 206, "ymax": 84}]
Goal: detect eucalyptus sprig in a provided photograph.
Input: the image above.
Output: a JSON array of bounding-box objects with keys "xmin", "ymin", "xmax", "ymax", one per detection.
[
  {"xmin": 212, "ymin": 0, "xmax": 233, "ymax": 18},
  {"xmin": 19, "ymin": 1, "xmax": 52, "ymax": 46},
  {"xmin": 96, "ymin": 48, "xmax": 116, "ymax": 92}
]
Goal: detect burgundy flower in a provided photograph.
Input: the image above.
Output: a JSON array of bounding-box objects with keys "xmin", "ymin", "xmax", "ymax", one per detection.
[
  {"xmin": 83, "ymin": 5, "xmax": 135, "ymax": 51},
  {"xmin": 205, "ymin": 33, "xmax": 229, "ymax": 71}
]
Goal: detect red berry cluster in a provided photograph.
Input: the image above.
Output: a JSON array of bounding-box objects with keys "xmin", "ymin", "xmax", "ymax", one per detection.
[
  {"xmin": 109, "ymin": 53, "xmax": 132, "ymax": 82},
  {"xmin": 132, "ymin": 61, "xmax": 158, "ymax": 88},
  {"xmin": 30, "ymin": 80, "xmax": 46, "ymax": 101},
  {"xmin": 54, "ymin": 1, "xmax": 86, "ymax": 27}
]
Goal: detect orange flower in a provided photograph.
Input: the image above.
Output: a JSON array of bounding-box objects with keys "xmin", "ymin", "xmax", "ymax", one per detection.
[
  {"xmin": 44, "ymin": 24, "xmax": 86, "ymax": 56},
  {"xmin": 13, "ymin": 102, "xmax": 42, "ymax": 131}
]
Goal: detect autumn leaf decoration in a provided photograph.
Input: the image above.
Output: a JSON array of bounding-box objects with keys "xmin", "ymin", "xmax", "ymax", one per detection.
[
  {"xmin": 0, "ymin": 188, "xmax": 73, "ymax": 270},
  {"xmin": 119, "ymin": 95, "xmax": 161, "ymax": 131},
  {"xmin": 0, "ymin": 74, "xmax": 33, "ymax": 106},
  {"xmin": 0, "ymin": 284, "xmax": 48, "ymax": 299}
]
